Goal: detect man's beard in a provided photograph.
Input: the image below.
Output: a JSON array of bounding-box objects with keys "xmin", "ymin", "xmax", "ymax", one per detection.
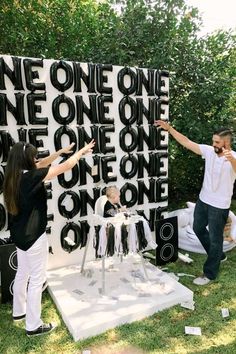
[{"xmin": 214, "ymin": 147, "xmax": 223, "ymax": 154}]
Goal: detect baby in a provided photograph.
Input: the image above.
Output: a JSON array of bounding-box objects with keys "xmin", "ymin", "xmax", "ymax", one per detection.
[
  {"xmin": 102, "ymin": 186, "xmax": 157, "ymax": 253},
  {"xmin": 103, "ymin": 186, "xmax": 126, "ymax": 218}
]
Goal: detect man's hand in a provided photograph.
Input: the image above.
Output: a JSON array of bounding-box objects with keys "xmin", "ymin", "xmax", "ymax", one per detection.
[
  {"xmin": 223, "ymin": 147, "xmax": 236, "ymax": 173},
  {"xmin": 154, "ymin": 120, "xmax": 171, "ymax": 131},
  {"xmin": 223, "ymin": 147, "xmax": 235, "ymax": 162},
  {"xmin": 155, "ymin": 119, "xmax": 202, "ymax": 155}
]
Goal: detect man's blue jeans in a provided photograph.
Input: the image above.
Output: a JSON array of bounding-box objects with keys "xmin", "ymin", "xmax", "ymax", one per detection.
[{"xmin": 193, "ymin": 199, "xmax": 229, "ymax": 280}]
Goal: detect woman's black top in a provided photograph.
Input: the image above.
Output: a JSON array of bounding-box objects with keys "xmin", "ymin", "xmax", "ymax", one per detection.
[{"xmin": 9, "ymin": 168, "xmax": 49, "ymax": 251}]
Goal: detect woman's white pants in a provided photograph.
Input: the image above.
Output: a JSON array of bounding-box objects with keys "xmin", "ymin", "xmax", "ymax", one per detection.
[{"xmin": 13, "ymin": 233, "xmax": 48, "ymax": 331}]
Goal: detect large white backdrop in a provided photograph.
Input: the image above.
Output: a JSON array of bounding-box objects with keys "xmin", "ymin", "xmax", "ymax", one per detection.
[{"xmin": 0, "ymin": 54, "xmax": 169, "ymax": 270}]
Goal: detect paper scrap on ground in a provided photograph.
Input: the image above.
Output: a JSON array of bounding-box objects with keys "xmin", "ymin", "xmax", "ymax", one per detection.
[
  {"xmin": 185, "ymin": 326, "xmax": 202, "ymax": 336},
  {"xmin": 221, "ymin": 308, "xmax": 230, "ymax": 318},
  {"xmin": 82, "ymin": 350, "xmax": 91, "ymax": 354},
  {"xmin": 143, "ymin": 252, "xmax": 156, "ymax": 260},
  {"xmin": 72, "ymin": 289, "xmax": 84, "ymax": 295},
  {"xmin": 181, "ymin": 301, "xmax": 195, "ymax": 310},
  {"xmin": 178, "ymin": 252, "xmax": 193, "ymax": 263},
  {"xmin": 88, "ymin": 280, "xmax": 97, "ymax": 287},
  {"xmin": 177, "ymin": 273, "xmax": 195, "ymax": 278},
  {"xmin": 138, "ymin": 292, "xmax": 152, "ymax": 297},
  {"xmin": 130, "ymin": 270, "xmax": 145, "ymax": 281}
]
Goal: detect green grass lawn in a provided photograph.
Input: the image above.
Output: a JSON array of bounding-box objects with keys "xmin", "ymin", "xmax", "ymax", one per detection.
[{"xmin": 1, "ymin": 200, "xmax": 236, "ymax": 354}]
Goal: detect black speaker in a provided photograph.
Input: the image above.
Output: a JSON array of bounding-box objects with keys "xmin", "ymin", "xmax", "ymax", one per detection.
[
  {"xmin": 155, "ymin": 216, "xmax": 178, "ymax": 266},
  {"xmin": 0, "ymin": 243, "xmax": 17, "ymax": 303}
]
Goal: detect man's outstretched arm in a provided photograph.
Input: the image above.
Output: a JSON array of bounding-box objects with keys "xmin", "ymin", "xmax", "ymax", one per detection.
[{"xmin": 155, "ymin": 120, "xmax": 202, "ymax": 155}]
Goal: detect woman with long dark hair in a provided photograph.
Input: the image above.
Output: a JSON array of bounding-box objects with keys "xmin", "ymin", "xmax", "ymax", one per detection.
[{"xmin": 3, "ymin": 140, "xmax": 95, "ymax": 336}]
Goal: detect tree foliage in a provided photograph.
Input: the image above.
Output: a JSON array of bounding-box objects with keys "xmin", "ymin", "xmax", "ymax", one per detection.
[{"xmin": 0, "ymin": 0, "xmax": 235, "ymax": 203}]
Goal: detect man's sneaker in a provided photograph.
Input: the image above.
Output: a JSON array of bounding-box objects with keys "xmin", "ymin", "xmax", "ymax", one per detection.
[
  {"xmin": 221, "ymin": 254, "xmax": 228, "ymax": 263},
  {"xmin": 13, "ymin": 314, "xmax": 26, "ymax": 322},
  {"xmin": 26, "ymin": 323, "xmax": 56, "ymax": 337},
  {"xmin": 193, "ymin": 275, "xmax": 211, "ymax": 286}
]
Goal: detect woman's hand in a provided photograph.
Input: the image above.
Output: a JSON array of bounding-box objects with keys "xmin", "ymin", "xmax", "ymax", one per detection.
[
  {"xmin": 61, "ymin": 142, "xmax": 75, "ymax": 155},
  {"xmin": 37, "ymin": 142, "xmax": 76, "ymax": 168},
  {"xmin": 43, "ymin": 140, "xmax": 96, "ymax": 181},
  {"xmin": 82, "ymin": 139, "xmax": 95, "ymax": 155}
]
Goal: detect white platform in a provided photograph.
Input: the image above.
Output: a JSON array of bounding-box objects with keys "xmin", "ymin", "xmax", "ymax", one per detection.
[{"xmin": 47, "ymin": 255, "xmax": 193, "ymax": 341}]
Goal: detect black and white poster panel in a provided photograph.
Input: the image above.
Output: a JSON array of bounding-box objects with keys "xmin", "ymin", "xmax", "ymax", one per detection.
[
  {"xmin": 155, "ymin": 216, "xmax": 178, "ymax": 266},
  {"xmin": 0, "ymin": 54, "xmax": 169, "ymax": 270}
]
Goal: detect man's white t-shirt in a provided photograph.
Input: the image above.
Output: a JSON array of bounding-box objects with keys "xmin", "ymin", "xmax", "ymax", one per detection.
[{"xmin": 199, "ymin": 144, "xmax": 236, "ymax": 209}]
